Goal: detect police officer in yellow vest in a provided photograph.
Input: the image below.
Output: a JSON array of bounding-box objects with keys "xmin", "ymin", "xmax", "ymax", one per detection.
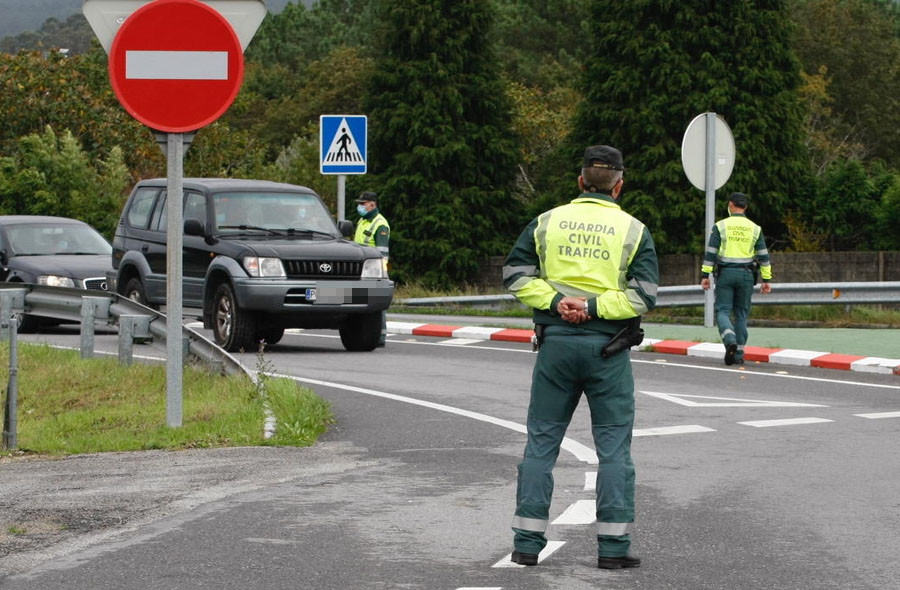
[
  {"xmin": 700, "ymin": 192, "xmax": 773, "ymax": 365},
  {"xmin": 503, "ymin": 145, "xmax": 658, "ymax": 569},
  {"xmin": 354, "ymin": 191, "xmax": 390, "ymax": 347}
]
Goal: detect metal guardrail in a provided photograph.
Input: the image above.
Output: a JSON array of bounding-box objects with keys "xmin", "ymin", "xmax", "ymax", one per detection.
[
  {"xmin": 395, "ymin": 282, "xmax": 900, "ymax": 309},
  {"xmin": 0, "ymin": 283, "xmax": 247, "ymax": 376}
]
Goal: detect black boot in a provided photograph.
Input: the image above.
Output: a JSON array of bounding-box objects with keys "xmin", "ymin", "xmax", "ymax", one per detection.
[
  {"xmin": 598, "ymin": 552, "xmax": 641, "ymax": 569},
  {"xmin": 511, "ymin": 550, "xmax": 539, "ymax": 566},
  {"xmin": 724, "ymin": 343, "xmax": 737, "ymax": 365}
]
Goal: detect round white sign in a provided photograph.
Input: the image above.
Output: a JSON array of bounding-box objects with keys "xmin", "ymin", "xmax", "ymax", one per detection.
[{"xmin": 681, "ymin": 113, "xmax": 735, "ymax": 191}]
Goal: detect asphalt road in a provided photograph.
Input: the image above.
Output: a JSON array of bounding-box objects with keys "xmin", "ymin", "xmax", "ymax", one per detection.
[{"xmin": 2, "ymin": 327, "xmax": 899, "ymax": 589}]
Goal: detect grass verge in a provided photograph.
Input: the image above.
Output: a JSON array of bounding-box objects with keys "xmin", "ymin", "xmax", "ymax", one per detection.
[{"xmin": 0, "ymin": 343, "xmax": 333, "ymax": 456}]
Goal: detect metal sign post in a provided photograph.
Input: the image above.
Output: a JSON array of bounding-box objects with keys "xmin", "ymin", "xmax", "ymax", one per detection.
[
  {"xmin": 681, "ymin": 112, "xmax": 736, "ymax": 328},
  {"xmin": 165, "ymin": 132, "xmax": 184, "ymax": 427},
  {"xmin": 703, "ymin": 113, "xmax": 717, "ymax": 327},
  {"xmin": 337, "ymin": 174, "xmax": 346, "ymax": 221}
]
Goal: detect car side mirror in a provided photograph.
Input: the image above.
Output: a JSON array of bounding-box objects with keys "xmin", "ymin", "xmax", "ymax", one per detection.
[
  {"xmin": 184, "ymin": 219, "xmax": 206, "ymax": 237},
  {"xmin": 0, "ymin": 249, "xmax": 7, "ymax": 265},
  {"xmin": 337, "ymin": 220, "xmax": 354, "ymax": 238}
]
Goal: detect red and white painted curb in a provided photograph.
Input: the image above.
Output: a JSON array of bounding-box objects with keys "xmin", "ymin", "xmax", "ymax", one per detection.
[{"xmin": 387, "ymin": 322, "xmax": 900, "ymax": 376}]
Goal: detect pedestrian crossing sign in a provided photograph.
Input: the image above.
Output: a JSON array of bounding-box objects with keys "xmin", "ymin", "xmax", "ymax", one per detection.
[{"xmin": 320, "ymin": 115, "xmax": 367, "ymax": 175}]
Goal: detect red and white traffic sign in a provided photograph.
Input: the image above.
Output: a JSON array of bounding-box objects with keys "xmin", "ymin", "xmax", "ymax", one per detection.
[{"xmin": 108, "ymin": 0, "xmax": 244, "ymax": 133}]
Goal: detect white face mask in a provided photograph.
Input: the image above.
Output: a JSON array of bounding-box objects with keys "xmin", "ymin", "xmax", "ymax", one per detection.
[{"xmin": 357, "ymin": 204, "xmax": 368, "ymax": 217}]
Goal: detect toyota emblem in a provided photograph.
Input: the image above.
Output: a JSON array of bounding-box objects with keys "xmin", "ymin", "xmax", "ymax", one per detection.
[{"xmin": 319, "ymin": 263, "xmax": 333, "ymax": 273}]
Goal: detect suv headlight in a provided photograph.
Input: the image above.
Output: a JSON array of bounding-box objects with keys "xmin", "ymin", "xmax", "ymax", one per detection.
[
  {"xmin": 243, "ymin": 257, "xmax": 285, "ymax": 277},
  {"xmin": 38, "ymin": 275, "xmax": 75, "ymax": 288},
  {"xmin": 361, "ymin": 257, "xmax": 387, "ymax": 279}
]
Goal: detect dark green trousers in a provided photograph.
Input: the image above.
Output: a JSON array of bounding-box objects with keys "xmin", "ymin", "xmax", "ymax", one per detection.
[
  {"xmin": 513, "ymin": 326, "xmax": 635, "ymax": 558},
  {"xmin": 714, "ymin": 267, "xmax": 755, "ymax": 360}
]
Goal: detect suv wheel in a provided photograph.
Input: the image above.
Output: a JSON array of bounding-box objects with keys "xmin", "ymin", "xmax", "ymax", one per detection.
[
  {"xmin": 123, "ymin": 277, "xmax": 150, "ymax": 307},
  {"xmin": 257, "ymin": 327, "xmax": 285, "ymax": 347},
  {"xmin": 339, "ymin": 311, "xmax": 381, "ymax": 352},
  {"xmin": 212, "ymin": 282, "xmax": 257, "ymax": 352}
]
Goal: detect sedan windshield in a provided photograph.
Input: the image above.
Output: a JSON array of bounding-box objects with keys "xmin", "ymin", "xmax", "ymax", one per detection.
[
  {"xmin": 6, "ymin": 223, "xmax": 112, "ymax": 256},
  {"xmin": 213, "ymin": 192, "xmax": 338, "ymax": 237}
]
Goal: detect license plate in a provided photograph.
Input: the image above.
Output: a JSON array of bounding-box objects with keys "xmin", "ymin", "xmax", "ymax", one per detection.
[{"xmin": 305, "ymin": 288, "xmax": 316, "ymax": 302}]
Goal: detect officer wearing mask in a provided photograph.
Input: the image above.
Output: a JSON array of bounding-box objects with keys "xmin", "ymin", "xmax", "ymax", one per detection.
[
  {"xmin": 503, "ymin": 145, "xmax": 658, "ymax": 569},
  {"xmin": 354, "ymin": 191, "xmax": 390, "ymax": 347},
  {"xmin": 700, "ymin": 192, "xmax": 772, "ymax": 365},
  {"xmin": 354, "ymin": 191, "xmax": 390, "ymax": 261}
]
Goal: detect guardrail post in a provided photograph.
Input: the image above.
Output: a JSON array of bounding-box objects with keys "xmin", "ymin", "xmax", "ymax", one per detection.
[
  {"xmin": 80, "ymin": 299, "xmax": 96, "ymax": 358},
  {"xmin": 0, "ymin": 290, "xmax": 26, "ymax": 341},
  {"xmin": 183, "ymin": 336, "xmax": 191, "ymax": 366},
  {"xmin": 118, "ymin": 315, "xmax": 136, "ymax": 366},
  {"xmin": 2, "ymin": 316, "xmax": 19, "ymax": 451},
  {"xmin": 117, "ymin": 314, "xmax": 152, "ymax": 366},
  {"xmin": 80, "ymin": 297, "xmax": 111, "ymax": 359}
]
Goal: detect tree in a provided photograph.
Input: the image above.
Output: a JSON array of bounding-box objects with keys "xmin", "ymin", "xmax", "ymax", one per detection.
[
  {"xmin": 790, "ymin": 0, "xmax": 900, "ymax": 167},
  {"xmin": 365, "ymin": 0, "xmax": 520, "ymax": 287},
  {"xmin": 0, "ymin": 126, "xmax": 130, "ymax": 237},
  {"xmin": 564, "ymin": 0, "xmax": 811, "ymax": 255},
  {"xmin": 0, "ymin": 47, "xmax": 162, "ymax": 180}
]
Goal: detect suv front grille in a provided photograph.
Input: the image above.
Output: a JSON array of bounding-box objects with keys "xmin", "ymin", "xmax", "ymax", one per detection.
[
  {"xmin": 83, "ymin": 277, "xmax": 109, "ymax": 291},
  {"xmin": 283, "ymin": 260, "xmax": 362, "ymax": 279}
]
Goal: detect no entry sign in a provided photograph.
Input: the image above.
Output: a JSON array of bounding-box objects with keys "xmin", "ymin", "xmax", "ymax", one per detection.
[{"xmin": 108, "ymin": 0, "xmax": 244, "ymax": 132}]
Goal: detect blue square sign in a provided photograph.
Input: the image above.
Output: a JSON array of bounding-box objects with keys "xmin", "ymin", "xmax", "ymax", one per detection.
[{"xmin": 320, "ymin": 115, "xmax": 367, "ymax": 175}]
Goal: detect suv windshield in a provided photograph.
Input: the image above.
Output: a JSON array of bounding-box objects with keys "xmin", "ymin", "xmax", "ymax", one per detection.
[
  {"xmin": 213, "ymin": 192, "xmax": 338, "ymax": 237},
  {"xmin": 6, "ymin": 223, "xmax": 112, "ymax": 256}
]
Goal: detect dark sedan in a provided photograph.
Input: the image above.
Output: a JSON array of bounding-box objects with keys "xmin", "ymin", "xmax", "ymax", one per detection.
[{"xmin": 0, "ymin": 215, "xmax": 113, "ymax": 332}]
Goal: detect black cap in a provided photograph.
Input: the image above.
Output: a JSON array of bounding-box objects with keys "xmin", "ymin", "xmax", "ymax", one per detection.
[
  {"xmin": 583, "ymin": 145, "xmax": 624, "ymax": 171},
  {"xmin": 356, "ymin": 191, "xmax": 378, "ymax": 204},
  {"xmin": 729, "ymin": 192, "xmax": 749, "ymax": 208}
]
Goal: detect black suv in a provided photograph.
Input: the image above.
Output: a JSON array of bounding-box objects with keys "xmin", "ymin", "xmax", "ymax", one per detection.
[{"xmin": 109, "ymin": 178, "xmax": 393, "ymax": 352}]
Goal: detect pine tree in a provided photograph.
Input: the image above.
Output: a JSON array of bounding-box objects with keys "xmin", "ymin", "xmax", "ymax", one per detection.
[
  {"xmin": 364, "ymin": 0, "xmax": 520, "ymax": 287},
  {"xmin": 568, "ymin": 0, "xmax": 811, "ymax": 254}
]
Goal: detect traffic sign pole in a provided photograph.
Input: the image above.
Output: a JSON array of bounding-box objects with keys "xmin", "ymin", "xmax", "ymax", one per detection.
[
  {"xmin": 337, "ymin": 175, "xmax": 346, "ymax": 221},
  {"xmin": 165, "ymin": 132, "xmax": 184, "ymax": 428},
  {"xmin": 704, "ymin": 113, "xmax": 717, "ymax": 328}
]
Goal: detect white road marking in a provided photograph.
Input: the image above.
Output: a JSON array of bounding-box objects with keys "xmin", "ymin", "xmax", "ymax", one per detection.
[
  {"xmin": 437, "ymin": 338, "xmax": 484, "ymax": 345},
  {"xmin": 552, "ymin": 500, "xmax": 595, "ymax": 525},
  {"xmin": 493, "ymin": 541, "xmax": 566, "ymax": 568},
  {"xmin": 457, "ymin": 587, "xmax": 502, "ymax": 590},
  {"xmin": 641, "ymin": 390, "xmax": 826, "ymax": 408},
  {"xmin": 126, "ymin": 50, "xmax": 228, "ymax": 80},
  {"xmin": 854, "ymin": 411, "xmax": 900, "ymax": 419},
  {"xmin": 631, "ymin": 358, "xmax": 900, "ymax": 391},
  {"xmin": 584, "ymin": 471, "xmax": 595, "ymax": 491},
  {"xmin": 276, "ymin": 373, "xmax": 599, "ymax": 464},
  {"xmin": 739, "ymin": 417, "xmax": 833, "ymax": 428},
  {"xmin": 633, "ymin": 425, "xmax": 716, "ymax": 436}
]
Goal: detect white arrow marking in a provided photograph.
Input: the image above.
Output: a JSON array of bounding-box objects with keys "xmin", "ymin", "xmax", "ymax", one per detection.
[
  {"xmin": 126, "ymin": 50, "xmax": 228, "ymax": 80},
  {"xmin": 641, "ymin": 390, "xmax": 826, "ymax": 408}
]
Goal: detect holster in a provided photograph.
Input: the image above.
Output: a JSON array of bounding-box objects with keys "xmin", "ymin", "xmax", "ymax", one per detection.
[
  {"xmin": 532, "ymin": 324, "xmax": 545, "ymax": 352},
  {"xmin": 601, "ymin": 317, "xmax": 644, "ymax": 359}
]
